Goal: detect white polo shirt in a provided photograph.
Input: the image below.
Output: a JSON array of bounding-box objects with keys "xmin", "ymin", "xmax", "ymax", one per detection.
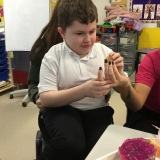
[{"xmin": 38, "ymin": 41, "xmax": 113, "ymax": 110}]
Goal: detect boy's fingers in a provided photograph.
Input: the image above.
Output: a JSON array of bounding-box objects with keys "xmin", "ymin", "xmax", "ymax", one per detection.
[
  {"xmin": 97, "ymin": 67, "xmax": 103, "ymax": 81},
  {"xmin": 104, "ymin": 59, "xmax": 109, "ymax": 80}
]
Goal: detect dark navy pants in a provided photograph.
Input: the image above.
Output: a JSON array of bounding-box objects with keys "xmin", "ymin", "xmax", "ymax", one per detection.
[
  {"xmin": 38, "ymin": 105, "xmax": 114, "ymax": 160},
  {"xmin": 124, "ymin": 107, "xmax": 160, "ymax": 134}
]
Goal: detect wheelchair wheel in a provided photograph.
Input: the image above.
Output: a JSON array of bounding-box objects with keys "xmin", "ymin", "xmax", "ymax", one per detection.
[
  {"xmin": 22, "ymin": 102, "xmax": 27, "ymax": 107},
  {"xmin": 10, "ymin": 94, "xmax": 13, "ymax": 99}
]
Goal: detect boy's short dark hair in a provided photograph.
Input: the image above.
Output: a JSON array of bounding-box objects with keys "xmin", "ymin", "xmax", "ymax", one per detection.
[{"xmin": 58, "ymin": 0, "xmax": 98, "ymax": 30}]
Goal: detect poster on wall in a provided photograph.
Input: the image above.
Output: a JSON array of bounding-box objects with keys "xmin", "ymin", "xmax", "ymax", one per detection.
[
  {"xmin": 144, "ymin": 4, "xmax": 156, "ymax": 19},
  {"xmin": 156, "ymin": 4, "xmax": 160, "ymax": 19},
  {"xmin": 132, "ymin": 0, "xmax": 160, "ymax": 23},
  {"xmin": 133, "ymin": 4, "xmax": 143, "ymax": 19}
]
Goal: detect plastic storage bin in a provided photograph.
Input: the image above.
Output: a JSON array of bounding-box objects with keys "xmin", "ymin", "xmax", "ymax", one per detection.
[
  {"xmin": 118, "ymin": 33, "xmax": 138, "ymax": 72},
  {"xmin": 107, "ymin": 44, "xmax": 117, "ymax": 52},
  {"xmin": 119, "ymin": 33, "xmax": 137, "ymax": 44},
  {"xmin": 0, "ymin": 57, "xmax": 8, "ymax": 65},
  {"xmin": 0, "ymin": 69, "xmax": 9, "ymax": 81},
  {"xmin": 118, "ymin": 44, "xmax": 136, "ymax": 52},
  {"xmin": 101, "ymin": 33, "xmax": 117, "ymax": 45},
  {"xmin": 0, "ymin": 52, "xmax": 7, "ymax": 59},
  {"xmin": 0, "ymin": 34, "xmax": 5, "ymax": 39},
  {"xmin": 0, "ymin": 46, "xmax": 5, "ymax": 52},
  {"xmin": 101, "ymin": 33, "xmax": 118, "ymax": 52},
  {"xmin": 0, "ymin": 63, "xmax": 8, "ymax": 71},
  {"xmin": 121, "ymin": 52, "xmax": 135, "ymax": 62}
]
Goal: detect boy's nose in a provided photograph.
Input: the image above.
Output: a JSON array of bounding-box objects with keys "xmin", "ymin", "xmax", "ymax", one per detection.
[{"xmin": 84, "ymin": 34, "xmax": 91, "ymax": 42}]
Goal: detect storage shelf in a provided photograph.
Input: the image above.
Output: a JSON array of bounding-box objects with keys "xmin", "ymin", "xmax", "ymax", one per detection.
[
  {"xmin": 101, "ymin": 33, "xmax": 138, "ymax": 72},
  {"xmin": 0, "ymin": 83, "xmax": 15, "ymax": 93},
  {"xmin": 0, "ymin": 29, "xmax": 14, "ymax": 93}
]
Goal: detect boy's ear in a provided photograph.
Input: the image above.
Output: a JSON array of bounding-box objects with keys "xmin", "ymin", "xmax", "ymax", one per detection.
[{"xmin": 58, "ymin": 27, "xmax": 65, "ymax": 39}]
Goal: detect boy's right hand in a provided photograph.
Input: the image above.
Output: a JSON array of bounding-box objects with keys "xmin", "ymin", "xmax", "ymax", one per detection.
[
  {"xmin": 83, "ymin": 79, "xmax": 114, "ymax": 98},
  {"xmin": 36, "ymin": 98, "xmax": 45, "ymax": 110},
  {"xmin": 82, "ymin": 67, "xmax": 115, "ymax": 98}
]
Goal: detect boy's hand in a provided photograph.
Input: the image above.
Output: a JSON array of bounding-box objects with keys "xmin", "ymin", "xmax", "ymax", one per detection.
[
  {"xmin": 36, "ymin": 98, "xmax": 45, "ymax": 110},
  {"xmin": 82, "ymin": 79, "xmax": 115, "ymax": 98},
  {"xmin": 82, "ymin": 66, "xmax": 115, "ymax": 98}
]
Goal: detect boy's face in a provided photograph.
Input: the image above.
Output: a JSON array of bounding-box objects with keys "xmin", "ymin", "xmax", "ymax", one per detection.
[{"xmin": 58, "ymin": 20, "xmax": 97, "ymax": 57}]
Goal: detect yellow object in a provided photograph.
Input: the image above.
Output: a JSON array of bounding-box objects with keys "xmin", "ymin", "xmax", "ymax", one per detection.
[
  {"xmin": 0, "ymin": 0, "xmax": 3, "ymax": 6},
  {"xmin": 138, "ymin": 28, "xmax": 160, "ymax": 49}
]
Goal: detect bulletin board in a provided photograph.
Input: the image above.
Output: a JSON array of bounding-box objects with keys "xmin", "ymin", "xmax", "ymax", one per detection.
[
  {"xmin": 132, "ymin": 0, "xmax": 160, "ymax": 23},
  {"xmin": 3, "ymin": 0, "xmax": 50, "ymax": 51}
]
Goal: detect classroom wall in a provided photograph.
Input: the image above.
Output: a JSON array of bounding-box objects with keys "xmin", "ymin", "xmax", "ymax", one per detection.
[{"xmin": 92, "ymin": 0, "xmax": 110, "ymax": 24}]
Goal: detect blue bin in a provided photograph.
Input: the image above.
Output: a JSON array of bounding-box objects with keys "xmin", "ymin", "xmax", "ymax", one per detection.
[
  {"xmin": 0, "ymin": 69, "xmax": 9, "ymax": 81},
  {"xmin": 0, "ymin": 34, "xmax": 5, "ymax": 39},
  {"xmin": 0, "ymin": 52, "xmax": 7, "ymax": 59},
  {"xmin": 0, "ymin": 46, "xmax": 5, "ymax": 52},
  {"xmin": 0, "ymin": 63, "xmax": 8, "ymax": 71},
  {"xmin": 0, "ymin": 58, "xmax": 8, "ymax": 65},
  {"xmin": 0, "ymin": 40, "xmax": 5, "ymax": 47}
]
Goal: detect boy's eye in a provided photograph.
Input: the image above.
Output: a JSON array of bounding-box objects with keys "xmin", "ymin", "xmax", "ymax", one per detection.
[
  {"xmin": 76, "ymin": 33, "xmax": 82, "ymax": 35},
  {"xmin": 90, "ymin": 30, "xmax": 95, "ymax": 34}
]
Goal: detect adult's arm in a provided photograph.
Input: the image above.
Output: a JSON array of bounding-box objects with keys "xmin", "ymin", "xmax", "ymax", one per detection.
[
  {"xmin": 119, "ymin": 82, "xmax": 151, "ymax": 111},
  {"xmin": 28, "ymin": 63, "xmax": 40, "ymax": 104},
  {"xmin": 108, "ymin": 62, "xmax": 151, "ymax": 111}
]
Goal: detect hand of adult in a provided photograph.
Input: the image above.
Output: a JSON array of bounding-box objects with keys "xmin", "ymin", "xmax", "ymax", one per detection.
[
  {"xmin": 107, "ymin": 61, "xmax": 130, "ymax": 89},
  {"xmin": 108, "ymin": 52, "xmax": 124, "ymax": 74}
]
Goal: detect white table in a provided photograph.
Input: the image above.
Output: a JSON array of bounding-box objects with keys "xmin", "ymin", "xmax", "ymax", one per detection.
[{"xmin": 85, "ymin": 124, "xmax": 157, "ymax": 160}]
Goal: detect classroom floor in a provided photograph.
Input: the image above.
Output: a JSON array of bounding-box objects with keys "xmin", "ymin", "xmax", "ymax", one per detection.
[{"xmin": 0, "ymin": 72, "xmax": 135, "ymax": 160}]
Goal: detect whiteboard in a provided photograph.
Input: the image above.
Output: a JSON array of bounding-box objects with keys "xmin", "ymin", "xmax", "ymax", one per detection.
[
  {"xmin": 93, "ymin": 0, "xmax": 111, "ymax": 25},
  {"xmin": 3, "ymin": 0, "xmax": 50, "ymax": 51}
]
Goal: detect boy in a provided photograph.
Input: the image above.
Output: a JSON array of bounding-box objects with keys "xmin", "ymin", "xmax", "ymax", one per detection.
[{"xmin": 37, "ymin": 0, "xmax": 125, "ymax": 159}]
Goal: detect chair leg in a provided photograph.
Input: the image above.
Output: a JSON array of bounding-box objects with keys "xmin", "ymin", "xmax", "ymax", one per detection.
[{"xmin": 21, "ymin": 94, "xmax": 30, "ymax": 107}]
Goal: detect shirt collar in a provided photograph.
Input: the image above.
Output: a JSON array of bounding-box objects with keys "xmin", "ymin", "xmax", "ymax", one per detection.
[{"xmin": 63, "ymin": 41, "xmax": 97, "ymax": 60}]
